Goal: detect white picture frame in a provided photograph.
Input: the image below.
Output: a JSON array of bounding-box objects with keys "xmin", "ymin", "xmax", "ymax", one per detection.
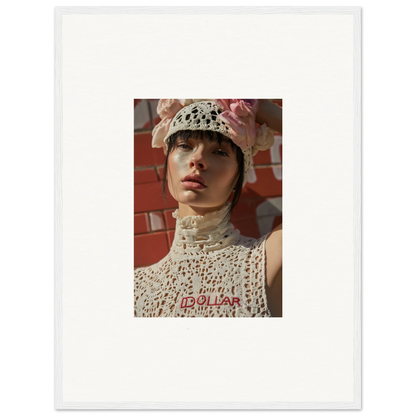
[{"xmin": 55, "ymin": 6, "xmax": 361, "ymax": 409}]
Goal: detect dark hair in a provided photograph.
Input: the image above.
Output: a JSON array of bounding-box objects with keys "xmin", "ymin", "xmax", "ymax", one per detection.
[{"xmin": 162, "ymin": 129, "xmax": 245, "ymax": 219}]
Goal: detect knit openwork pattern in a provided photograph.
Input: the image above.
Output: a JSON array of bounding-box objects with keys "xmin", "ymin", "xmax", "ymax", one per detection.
[
  {"xmin": 164, "ymin": 101, "xmax": 253, "ymax": 183},
  {"xmin": 134, "ymin": 205, "xmax": 271, "ymax": 317},
  {"xmin": 167, "ymin": 101, "xmax": 232, "ymax": 141}
]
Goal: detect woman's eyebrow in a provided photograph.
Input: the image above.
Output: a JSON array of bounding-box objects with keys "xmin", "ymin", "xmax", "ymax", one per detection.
[
  {"xmin": 220, "ymin": 141, "xmax": 236, "ymax": 152},
  {"xmin": 179, "ymin": 136, "xmax": 193, "ymax": 143}
]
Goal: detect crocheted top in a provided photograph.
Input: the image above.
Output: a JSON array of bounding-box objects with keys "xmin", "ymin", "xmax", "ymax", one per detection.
[{"xmin": 134, "ymin": 205, "xmax": 271, "ymax": 317}]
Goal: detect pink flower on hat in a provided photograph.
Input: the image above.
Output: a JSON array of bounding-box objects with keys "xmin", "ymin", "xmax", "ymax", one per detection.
[
  {"xmin": 216, "ymin": 99, "xmax": 259, "ymax": 149},
  {"xmin": 157, "ymin": 99, "xmax": 183, "ymax": 118},
  {"xmin": 151, "ymin": 99, "xmax": 184, "ymax": 148}
]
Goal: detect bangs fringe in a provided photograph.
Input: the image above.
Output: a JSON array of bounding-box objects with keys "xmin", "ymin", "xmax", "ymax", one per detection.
[{"xmin": 168, "ymin": 130, "xmax": 237, "ymax": 151}]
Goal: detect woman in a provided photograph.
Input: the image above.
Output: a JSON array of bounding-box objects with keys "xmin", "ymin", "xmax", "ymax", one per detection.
[{"xmin": 134, "ymin": 99, "xmax": 282, "ymax": 317}]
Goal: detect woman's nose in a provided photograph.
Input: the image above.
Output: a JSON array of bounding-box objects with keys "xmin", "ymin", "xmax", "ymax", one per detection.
[{"xmin": 189, "ymin": 149, "xmax": 207, "ymax": 170}]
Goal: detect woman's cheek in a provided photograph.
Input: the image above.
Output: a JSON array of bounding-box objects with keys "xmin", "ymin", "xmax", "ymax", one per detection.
[
  {"xmin": 166, "ymin": 152, "xmax": 189, "ymax": 199},
  {"xmin": 211, "ymin": 160, "xmax": 238, "ymax": 189},
  {"xmin": 170, "ymin": 151, "xmax": 190, "ymax": 178}
]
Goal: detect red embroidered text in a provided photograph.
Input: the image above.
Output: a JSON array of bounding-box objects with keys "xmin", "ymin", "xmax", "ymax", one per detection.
[{"xmin": 180, "ymin": 295, "xmax": 241, "ymax": 309}]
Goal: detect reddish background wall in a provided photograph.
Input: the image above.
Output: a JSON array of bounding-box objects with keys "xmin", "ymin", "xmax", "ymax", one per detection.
[{"xmin": 134, "ymin": 99, "xmax": 282, "ymax": 268}]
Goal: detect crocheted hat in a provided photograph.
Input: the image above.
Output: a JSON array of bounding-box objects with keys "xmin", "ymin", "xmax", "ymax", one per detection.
[{"xmin": 151, "ymin": 99, "xmax": 275, "ymax": 185}]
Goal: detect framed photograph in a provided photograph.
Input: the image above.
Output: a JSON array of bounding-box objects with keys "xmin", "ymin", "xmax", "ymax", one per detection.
[
  {"xmin": 55, "ymin": 7, "xmax": 361, "ymax": 409},
  {"xmin": 133, "ymin": 98, "xmax": 283, "ymax": 318}
]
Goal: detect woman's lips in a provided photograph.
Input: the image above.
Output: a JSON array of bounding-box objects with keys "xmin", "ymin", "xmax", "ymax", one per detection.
[
  {"xmin": 181, "ymin": 174, "xmax": 207, "ymax": 189},
  {"xmin": 181, "ymin": 180, "xmax": 206, "ymax": 190}
]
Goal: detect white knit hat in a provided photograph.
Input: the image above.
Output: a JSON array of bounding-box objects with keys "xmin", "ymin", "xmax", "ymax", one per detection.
[
  {"xmin": 164, "ymin": 101, "xmax": 253, "ymax": 184},
  {"xmin": 152, "ymin": 99, "xmax": 275, "ymax": 186}
]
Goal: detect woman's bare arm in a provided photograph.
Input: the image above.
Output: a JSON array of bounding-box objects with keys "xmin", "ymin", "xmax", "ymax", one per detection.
[
  {"xmin": 265, "ymin": 225, "xmax": 283, "ymax": 317},
  {"xmin": 256, "ymin": 99, "xmax": 282, "ymax": 134}
]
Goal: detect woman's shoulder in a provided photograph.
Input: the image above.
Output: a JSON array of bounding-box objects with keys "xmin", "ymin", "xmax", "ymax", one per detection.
[
  {"xmin": 134, "ymin": 265, "xmax": 152, "ymax": 285},
  {"xmin": 265, "ymin": 223, "xmax": 282, "ymax": 248},
  {"xmin": 264, "ymin": 226, "xmax": 283, "ymax": 277},
  {"xmin": 236, "ymin": 229, "xmax": 272, "ymax": 250},
  {"xmin": 233, "ymin": 224, "xmax": 282, "ymax": 261},
  {"xmin": 264, "ymin": 224, "xmax": 282, "ymax": 264},
  {"xmin": 134, "ymin": 253, "xmax": 172, "ymax": 279},
  {"xmin": 262, "ymin": 225, "xmax": 282, "ymax": 317}
]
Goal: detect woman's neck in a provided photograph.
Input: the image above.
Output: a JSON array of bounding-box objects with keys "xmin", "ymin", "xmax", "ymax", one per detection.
[
  {"xmin": 177, "ymin": 202, "xmax": 229, "ymax": 218},
  {"xmin": 170, "ymin": 203, "xmax": 240, "ymax": 255}
]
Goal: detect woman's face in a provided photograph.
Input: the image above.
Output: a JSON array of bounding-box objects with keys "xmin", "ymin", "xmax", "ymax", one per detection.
[{"xmin": 167, "ymin": 134, "xmax": 239, "ymax": 216}]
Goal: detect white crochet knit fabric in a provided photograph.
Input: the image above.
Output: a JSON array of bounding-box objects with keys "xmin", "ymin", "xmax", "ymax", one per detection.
[
  {"xmin": 166, "ymin": 101, "xmax": 233, "ymax": 144},
  {"xmin": 134, "ymin": 204, "xmax": 271, "ymax": 317}
]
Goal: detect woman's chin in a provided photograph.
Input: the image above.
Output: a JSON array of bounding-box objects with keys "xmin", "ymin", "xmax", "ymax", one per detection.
[{"xmin": 178, "ymin": 203, "xmax": 228, "ymax": 218}]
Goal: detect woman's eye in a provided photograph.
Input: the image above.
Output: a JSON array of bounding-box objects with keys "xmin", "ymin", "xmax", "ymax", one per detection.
[
  {"xmin": 215, "ymin": 149, "xmax": 229, "ymax": 157},
  {"xmin": 178, "ymin": 143, "xmax": 191, "ymax": 150}
]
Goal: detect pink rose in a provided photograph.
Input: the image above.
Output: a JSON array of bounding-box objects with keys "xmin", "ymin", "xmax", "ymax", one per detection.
[
  {"xmin": 156, "ymin": 99, "xmax": 183, "ymax": 119},
  {"xmin": 151, "ymin": 117, "xmax": 172, "ymax": 149},
  {"xmin": 215, "ymin": 99, "xmax": 232, "ymax": 111},
  {"xmin": 152, "ymin": 99, "xmax": 186, "ymax": 149},
  {"xmin": 217, "ymin": 99, "xmax": 259, "ymax": 149},
  {"xmin": 229, "ymin": 99, "xmax": 259, "ymax": 117}
]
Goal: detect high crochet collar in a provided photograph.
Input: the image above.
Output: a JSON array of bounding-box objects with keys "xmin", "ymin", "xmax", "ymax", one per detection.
[{"xmin": 170, "ymin": 204, "xmax": 240, "ymax": 255}]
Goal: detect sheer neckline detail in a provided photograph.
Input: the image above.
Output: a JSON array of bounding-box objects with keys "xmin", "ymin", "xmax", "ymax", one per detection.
[{"xmin": 171, "ymin": 204, "xmax": 240, "ymax": 255}]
